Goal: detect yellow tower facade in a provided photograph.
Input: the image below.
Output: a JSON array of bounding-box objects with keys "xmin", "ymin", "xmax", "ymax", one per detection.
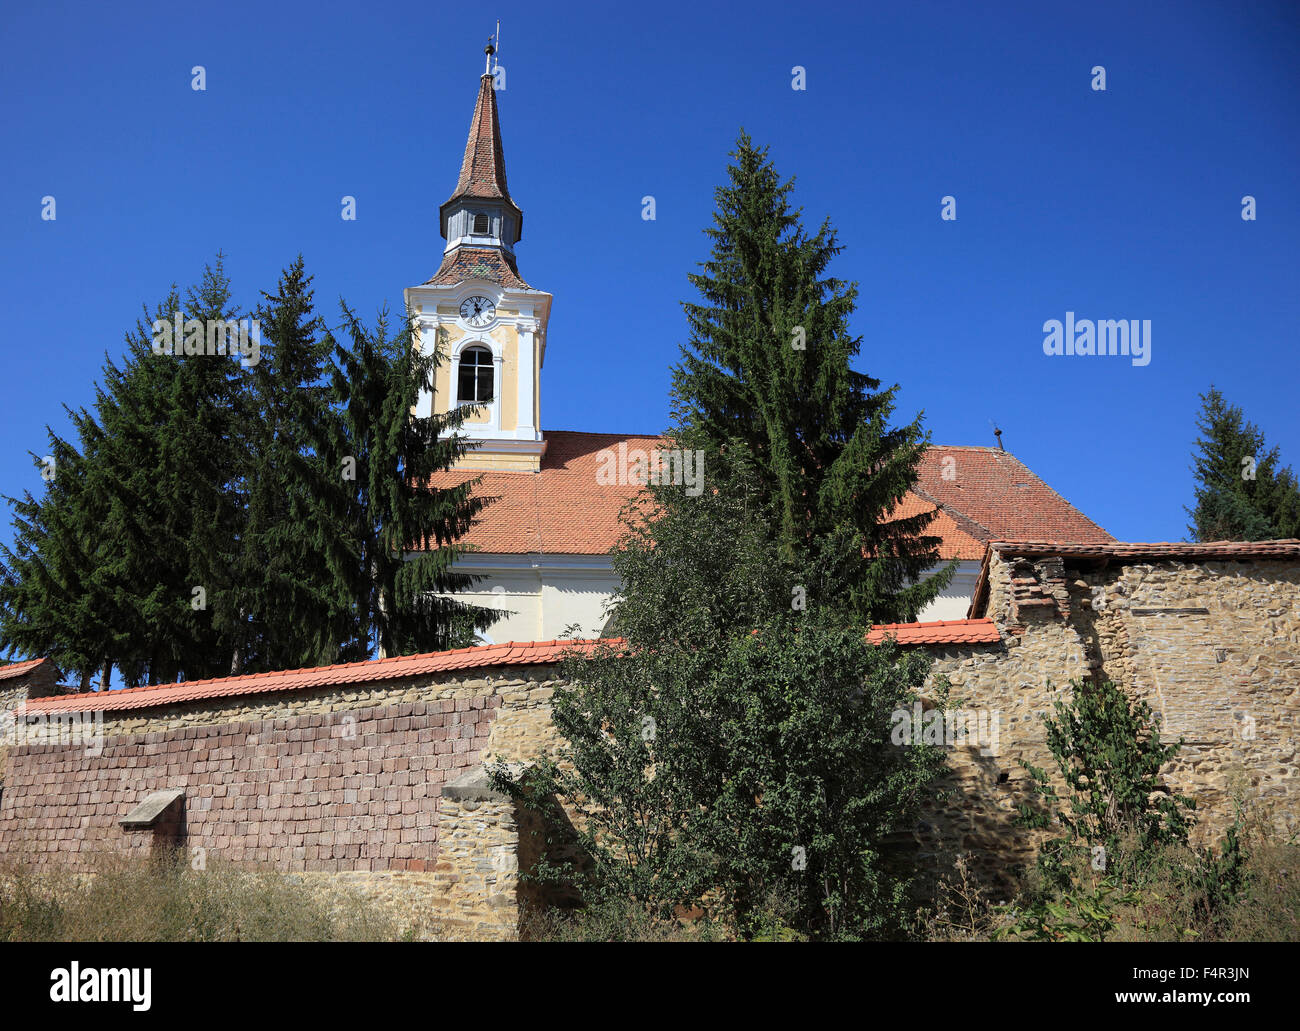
[{"xmin": 404, "ymin": 70, "xmax": 552, "ymax": 472}]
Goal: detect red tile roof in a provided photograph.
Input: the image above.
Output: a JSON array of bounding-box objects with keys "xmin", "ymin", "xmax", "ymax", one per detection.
[
  {"xmin": 0, "ymin": 657, "xmax": 51, "ymax": 683},
  {"xmin": 885, "ymin": 491, "xmax": 986, "ymax": 560},
  {"xmin": 990, "ymin": 539, "xmax": 1300, "ymax": 560},
  {"xmin": 428, "ymin": 246, "xmax": 530, "ymax": 289},
  {"xmin": 13, "ymin": 617, "xmax": 1002, "ymax": 715},
  {"xmin": 427, "ymin": 435, "xmax": 1108, "ymax": 561},
  {"xmin": 15, "ymin": 640, "xmax": 605, "ymax": 715},
  {"xmin": 866, "ymin": 618, "xmax": 1001, "ymax": 645},
  {"xmin": 913, "ymin": 447, "xmax": 1112, "ymax": 545},
  {"xmin": 447, "ymin": 74, "xmax": 512, "ymax": 204},
  {"xmin": 430, "ymin": 431, "xmax": 663, "ymax": 554}
]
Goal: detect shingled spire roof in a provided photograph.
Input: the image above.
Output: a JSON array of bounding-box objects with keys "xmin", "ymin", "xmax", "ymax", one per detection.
[{"xmin": 439, "ymin": 72, "xmax": 523, "ymax": 238}]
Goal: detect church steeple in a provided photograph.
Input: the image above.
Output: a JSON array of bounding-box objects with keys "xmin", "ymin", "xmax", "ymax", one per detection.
[
  {"xmin": 429, "ymin": 61, "xmax": 528, "ymax": 289},
  {"xmin": 439, "ymin": 71, "xmax": 522, "ymax": 241},
  {"xmin": 405, "ymin": 42, "xmax": 551, "ymax": 472}
]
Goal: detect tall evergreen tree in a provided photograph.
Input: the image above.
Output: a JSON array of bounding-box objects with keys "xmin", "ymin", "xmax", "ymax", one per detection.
[
  {"xmin": 672, "ymin": 132, "xmax": 949, "ymax": 625},
  {"xmin": 0, "ymin": 283, "xmax": 215, "ymax": 687},
  {"xmin": 2, "ymin": 259, "xmax": 498, "ymax": 684},
  {"xmin": 102, "ymin": 260, "xmax": 247, "ymax": 684},
  {"xmin": 326, "ymin": 303, "xmax": 498, "ymax": 658},
  {"xmin": 1187, "ymin": 386, "xmax": 1299, "ymax": 541},
  {"xmin": 227, "ymin": 258, "xmax": 352, "ymax": 673},
  {"xmin": 504, "ymin": 137, "xmax": 954, "ymax": 939},
  {"xmin": 0, "ymin": 427, "xmax": 115, "ymax": 688}
]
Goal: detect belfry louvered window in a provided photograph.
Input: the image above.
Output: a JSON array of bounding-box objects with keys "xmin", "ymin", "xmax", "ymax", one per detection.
[
  {"xmin": 457, "ymin": 346, "xmax": 494, "ymax": 404},
  {"xmin": 472, "ymin": 212, "xmax": 490, "ymax": 235}
]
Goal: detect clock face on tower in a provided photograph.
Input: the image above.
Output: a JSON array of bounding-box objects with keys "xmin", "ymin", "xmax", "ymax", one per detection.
[{"xmin": 459, "ymin": 296, "xmax": 496, "ymax": 328}]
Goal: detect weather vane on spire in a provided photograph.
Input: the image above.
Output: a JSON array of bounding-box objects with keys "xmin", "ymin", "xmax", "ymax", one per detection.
[{"xmin": 484, "ymin": 20, "xmax": 500, "ymax": 75}]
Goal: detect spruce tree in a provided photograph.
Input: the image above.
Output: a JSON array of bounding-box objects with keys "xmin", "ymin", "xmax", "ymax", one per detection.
[
  {"xmin": 0, "ymin": 430, "xmax": 114, "ymax": 687},
  {"xmin": 673, "ymin": 132, "xmax": 949, "ymax": 625},
  {"xmin": 1, "ymin": 287, "xmax": 194, "ymax": 687},
  {"xmin": 2, "ymin": 261, "xmax": 249, "ymax": 686},
  {"xmin": 326, "ymin": 303, "xmax": 498, "ymax": 658},
  {"xmin": 228, "ymin": 257, "xmax": 352, "ymax": 673},
  {"xmin": 502, "ymin": 138, "xmax": 954, "ymax": 939},
  {"xmin": 1187, "ymin": 386, "xmax": 1299, "ymax": 541}
]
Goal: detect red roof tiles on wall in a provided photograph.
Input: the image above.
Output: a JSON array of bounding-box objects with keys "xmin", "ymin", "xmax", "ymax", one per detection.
[
  {"xmin": 866, "ymin": 618, "xmax": 1001, "ymax": 645},
  {"xmin": 0, "ymin": 657, "xmax": 51, "ymax": 682},
  {"xmin": 991, "ymin": 539, "xmax": 1300, "ymax": 560},
  {"xmin": 17, "ymin": 640, "xmax": 604, "ymax": 715},
  {"xmin": 13, "ymin": 617, "xmax": 1005, "ymax": 716}
]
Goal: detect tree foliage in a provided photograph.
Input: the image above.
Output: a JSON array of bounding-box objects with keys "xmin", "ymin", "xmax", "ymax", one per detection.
[
  {"xmin": 0, "ymin": 256, "xmax": 493, "ymax": 683},
  {"xmin": 507, "ymin": 497, "xmax": 948, "ymax": 939},
  {"xmin": 1187, "ymin": 385, "xmax": 1299, "ymax": 541},
  {"xmin": 497, "ymin": 134, "xmax": 957, "ymax": 940},
  {"xmin": 672, "ymin": 132, "xmax": 951, "ymax": 624}
]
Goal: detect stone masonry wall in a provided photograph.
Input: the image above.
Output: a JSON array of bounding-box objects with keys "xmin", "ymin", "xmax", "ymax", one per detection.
[
  {"xmin": 912, "ymin": 551, "xmax": 1300, "ymax": 899},
  {"xmin": 1, "ymin": 551, "xmax": 1295, "ymax": 935},
  {"xmin": 1076, "ymin": 557, "xmax": 1299, "ymax": 844}
]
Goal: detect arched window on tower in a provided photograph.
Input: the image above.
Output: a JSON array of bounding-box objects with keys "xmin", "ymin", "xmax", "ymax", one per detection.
[{"xmin": 457, "ymin": 346, "xmax": 494, "ymax": 404}]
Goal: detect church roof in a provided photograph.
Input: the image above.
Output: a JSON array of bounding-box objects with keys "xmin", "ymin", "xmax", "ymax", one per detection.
[
  {"xmin": 425, "ymin": 433, "xmax": 1110, "ymax": 559},
  {"xmin": 439, "ymin": 73, "xmax": 522, "ymax": 235},
  {"xmin": 430, "ymin": 431, "xmax": 664, "ymax": 555},
  {"xmin": 427, "ymin": 245, "xmax": 530, "ymax": 289},
  {"xmin": 912, "ymin": 446, "xmax": 1112, "ymax": 548}
]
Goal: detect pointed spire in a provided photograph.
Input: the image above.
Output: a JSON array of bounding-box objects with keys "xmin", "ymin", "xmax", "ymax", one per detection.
[{"xmin": 439, "ymin": 72, "xmax": 522, "ymax": 238}]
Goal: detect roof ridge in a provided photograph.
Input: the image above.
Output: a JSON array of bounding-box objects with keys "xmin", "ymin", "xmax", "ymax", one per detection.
[
  {"xmin": 909, "ymin": 485, "xmax": 997, "ymax": 541},
  {"xmin": 546, "ymin": 429, "xmax": 668, "ymax": 440}
]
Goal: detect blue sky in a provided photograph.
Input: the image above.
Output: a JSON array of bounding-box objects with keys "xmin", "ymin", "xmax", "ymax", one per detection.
[{"xmin": 1, "ymin": 0, "xmax": 1296, "ymax": 546}]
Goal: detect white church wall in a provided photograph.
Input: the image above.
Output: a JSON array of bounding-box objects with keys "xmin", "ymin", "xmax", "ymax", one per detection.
[
  {"xmin": 915, "ymin": 559, "xmax": 983, "ymax": 622},
  {"xmin": 449, "ymin": 554, "xmax": 985, "ymax": 645},
  {"xmin": 450, "ymin": 555, "xmax": 619, "ymax": 644},
  {"xmin": 539, "ymin": 575, "xmax": 619, "ymax": 639}
]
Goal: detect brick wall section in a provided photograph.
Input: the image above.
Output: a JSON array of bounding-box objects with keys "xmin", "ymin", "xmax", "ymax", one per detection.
[{"xmin": 0, "ymin": 696, "xmax": 497, "ymax": 871}]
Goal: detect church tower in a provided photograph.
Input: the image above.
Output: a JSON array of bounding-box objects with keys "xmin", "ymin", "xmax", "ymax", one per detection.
[{"xmin": 405, "ymin": 48, "xmax": 551, "ymax": 472}]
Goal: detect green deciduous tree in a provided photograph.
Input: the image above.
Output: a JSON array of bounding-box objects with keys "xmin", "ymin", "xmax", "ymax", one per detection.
[
  {"xmin": 502, "ymin": 464, "xmax": 949, "ymax": 940},
  {"xmin": 1015, "ymin": 678, "xmax": 1195, "ymax": 889}
]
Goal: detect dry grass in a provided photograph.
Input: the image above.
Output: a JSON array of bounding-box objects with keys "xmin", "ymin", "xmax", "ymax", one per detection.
[{"xmin": 0, "ymin": 851, "xmax": 405, "ymax": 942}]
